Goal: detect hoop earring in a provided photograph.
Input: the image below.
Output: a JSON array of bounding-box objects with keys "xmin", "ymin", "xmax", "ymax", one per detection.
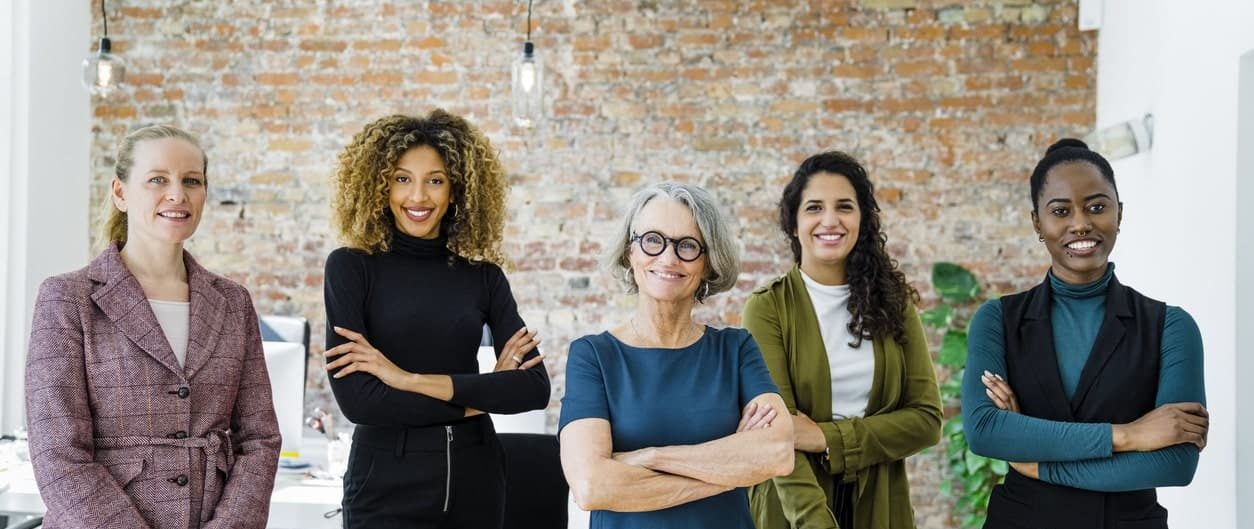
[
  {"xmin": 1037, "ymin": 234, "xmax": 1044, "ymax": 242},
  {"xmin": 696, "ymin": 281, "xmax": 710, "ymax": 303}
]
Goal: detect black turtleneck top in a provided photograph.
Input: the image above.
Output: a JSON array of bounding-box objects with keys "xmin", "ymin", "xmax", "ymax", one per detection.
[{"xmin": 323, "ymin": 228, "xmax": 550, "ymax": 427}]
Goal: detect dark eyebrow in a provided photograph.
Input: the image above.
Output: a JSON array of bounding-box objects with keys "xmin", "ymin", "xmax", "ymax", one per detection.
[
  {"xmin": 1046, "ymin": 193, "xmax": 1112, "ymax": 207},
  {"xmin": 1045, "ymin": 198, "xmax": 1072, "ymax": 207}
]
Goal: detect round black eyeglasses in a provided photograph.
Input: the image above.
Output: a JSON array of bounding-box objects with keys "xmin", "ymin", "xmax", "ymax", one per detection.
[{"xmin": 630, "ymin": 231, "xmax": 706, "ymax": 262}]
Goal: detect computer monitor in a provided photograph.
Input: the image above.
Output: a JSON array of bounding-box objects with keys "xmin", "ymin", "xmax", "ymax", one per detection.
[{"xmin": 263, "ymin": 341, "xmax": 306, "ymax": 461}]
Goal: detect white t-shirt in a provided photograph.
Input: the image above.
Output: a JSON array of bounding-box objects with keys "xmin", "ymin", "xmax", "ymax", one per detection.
[
  {"xmin": 800, "ymin": 270, "xmax": 875, "ymax": 419},
  {"xmin": 149, "ymin": 299, "xmax": 191, "ymax": 367}
]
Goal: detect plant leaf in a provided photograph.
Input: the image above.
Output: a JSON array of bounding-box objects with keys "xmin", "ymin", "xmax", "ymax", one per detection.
[
  {"xmin": 933, "ymin": 262, "xmax": 981, "ymax": 302},
  {"xmin": 964, "ymin": 469, "xmax": 986, "ymax": 490},
  {"xmin": 921, "ymin": 304, "xmax": 953, "ymax": 328},
  {"xmin": 991, "ymin": 459, "xmax": 1009, "ymax": 475},
  {"xmin": 943, "ymin": 418, "xmax": 964, "ymax": 436},
  {"xmin": 940, "ymin": 373, "xmax": 963, "ymax": 399},
  {"xmin": 939, "ymin": 330, "xmax": 968, "ymax": 368}
]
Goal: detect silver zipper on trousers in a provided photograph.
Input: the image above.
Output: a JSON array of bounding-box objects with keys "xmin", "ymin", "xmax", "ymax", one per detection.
[{"xmin": 443, "ymin": 425, "xmax": 453, "ymax": 512}]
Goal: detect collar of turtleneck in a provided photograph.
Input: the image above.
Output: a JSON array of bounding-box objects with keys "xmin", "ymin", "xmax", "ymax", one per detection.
[
  {"xmin": 387, "ymin": 223, "xmax": 450, "ymax": 259},
  {"xmin": 1048, "ymin": 262, "xmax": 1115, "ymax": 300}
]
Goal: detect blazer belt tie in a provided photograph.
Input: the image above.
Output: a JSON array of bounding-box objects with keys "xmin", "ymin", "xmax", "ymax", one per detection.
[{"xmin": 94, "ymin": 430, "xmax": 235, "ymax": 520}]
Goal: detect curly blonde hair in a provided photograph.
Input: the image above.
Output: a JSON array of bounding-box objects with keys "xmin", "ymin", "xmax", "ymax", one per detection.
[{"xmin": 332, "ymin": 110, "xmax": 508, "ymax": 265}]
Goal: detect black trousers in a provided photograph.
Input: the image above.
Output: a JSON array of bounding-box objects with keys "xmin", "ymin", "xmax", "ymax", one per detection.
[
  {"xmin": 831, "ymin": 475, "xmax": 855, "ymax": 529},
  {"xmin": 342, "ymin": 417, "xmax": 506, "ymax": 529}
]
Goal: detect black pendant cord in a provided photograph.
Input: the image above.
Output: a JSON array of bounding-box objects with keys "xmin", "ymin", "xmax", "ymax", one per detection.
[
  {"xmin": 526, "ymin": 0, "xmax": 533, "ymax": 41},
  {"xmin": 101, "ymin": 0, "xmax": 108, "ymax": 38}
]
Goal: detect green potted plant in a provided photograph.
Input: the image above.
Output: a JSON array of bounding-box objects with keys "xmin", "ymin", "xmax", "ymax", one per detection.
[{"xmin": 922, "ymin": 263, "xmax": 1006, "ymax": 529}]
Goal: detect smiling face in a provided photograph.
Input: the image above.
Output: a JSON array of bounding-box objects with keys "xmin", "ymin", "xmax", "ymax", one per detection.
[
  {"xmin": 389, "ymin": 145, "xmax": 452, "ymax": 239},
  {"xmin": 1032, "ymin": 161, "xmax": 1122, "ymax": 284},
  {"xmin": 111, "ymin": 137, "xmax": 207, "ymax": 246},
  {"xmin": 628, "ymin": 197, "xmax": 707, "ymax": 304},
  {"xmin": 795, "ymin": 171, "xmax": 861, "ymax": 284}
]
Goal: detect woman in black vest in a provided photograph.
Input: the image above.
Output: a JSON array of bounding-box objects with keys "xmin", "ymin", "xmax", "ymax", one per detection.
[{"xmin": 962, "ymin": 139, "xmax": 1208, "ymax": 529}]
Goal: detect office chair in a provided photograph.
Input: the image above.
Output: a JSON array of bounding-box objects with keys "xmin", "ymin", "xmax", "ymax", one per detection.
[{"xmin": 498, "ymin": 433, "xmax": 567, "ymax": 529}]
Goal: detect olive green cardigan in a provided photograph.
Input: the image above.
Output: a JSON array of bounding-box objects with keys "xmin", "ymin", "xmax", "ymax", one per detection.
[{"xmin": 742, "ymin": 267, "xmax": 942, "ymax": 529}]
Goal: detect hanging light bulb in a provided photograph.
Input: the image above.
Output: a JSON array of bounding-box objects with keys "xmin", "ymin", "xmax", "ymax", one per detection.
[
  {"xmin": 82, "ymin": 0, "xmax": 126, "ymax": 96},
  {"xmin": 512, "ymin": 41, "xmax": 543, "ymax": 128},
  {"xmin": 82, "ymin": 37, "xmax": 127, "ymax": 97},
  {"xmin": 511, "ymin": 0, "xmax": 542, "ymax": 128}
]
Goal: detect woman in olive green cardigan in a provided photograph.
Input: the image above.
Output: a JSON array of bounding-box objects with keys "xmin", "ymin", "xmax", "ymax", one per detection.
[{"xmin": 743, "ymin": 152, "xmax": 942, "ymax": 529}]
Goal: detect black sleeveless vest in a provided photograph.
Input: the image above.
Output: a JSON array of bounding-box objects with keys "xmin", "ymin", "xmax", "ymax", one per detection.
[{"xmin": 985, "ymin": 273, "xmax": 1169, "ymax": 529}]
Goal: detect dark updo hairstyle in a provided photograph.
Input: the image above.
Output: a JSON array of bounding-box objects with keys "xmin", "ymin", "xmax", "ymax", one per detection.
[
  {"xmin": 779, "ymin": 151, "xmax": 920, "ymax": 347},
  {"xmin": 1029, "ymin": 138, "xmax": 1118, "ymax": 211}
]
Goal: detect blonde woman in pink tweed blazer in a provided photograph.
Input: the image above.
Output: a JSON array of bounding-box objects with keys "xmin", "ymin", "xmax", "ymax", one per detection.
[{"xmin": 24, "ymin": 125, "xmax": 280, "ymax": 529}]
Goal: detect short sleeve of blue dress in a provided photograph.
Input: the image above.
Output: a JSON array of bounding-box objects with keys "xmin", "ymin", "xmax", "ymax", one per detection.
[{"xmin": 558, "ymin": 327, "xmax": 779, "ymax": 529}]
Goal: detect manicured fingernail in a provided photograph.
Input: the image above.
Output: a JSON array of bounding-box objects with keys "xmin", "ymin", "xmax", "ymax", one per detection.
[{"xmin": 994, "ymin": 374, "xmax": 1004, "ymax": 380}]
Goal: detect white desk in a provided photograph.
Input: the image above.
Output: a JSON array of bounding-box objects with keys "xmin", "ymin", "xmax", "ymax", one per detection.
[{"xmin": 0, "ymin": 435, "xmax": 342, "ymax": 529}]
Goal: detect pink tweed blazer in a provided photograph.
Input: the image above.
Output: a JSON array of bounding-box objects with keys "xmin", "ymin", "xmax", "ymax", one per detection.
[{"xmin": 25, "ymin": 244, "xmax": 281, "ymax": 529}]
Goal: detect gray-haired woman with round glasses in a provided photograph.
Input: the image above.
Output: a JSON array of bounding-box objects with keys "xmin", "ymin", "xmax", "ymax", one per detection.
[{"xmin": 558, "ymin": 182, "xmax": 794, "ymax": 529}]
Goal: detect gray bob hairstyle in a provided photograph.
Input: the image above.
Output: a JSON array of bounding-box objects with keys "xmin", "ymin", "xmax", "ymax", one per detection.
[{"xmin": 604, "ymin": 182, "xmax": 741, "ymax": 302}]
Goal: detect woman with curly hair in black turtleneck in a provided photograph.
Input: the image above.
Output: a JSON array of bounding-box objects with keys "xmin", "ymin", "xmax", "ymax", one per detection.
[
  {"xmin": 323, "ymin": 110, "xmax": 550, "ymax": 528},
  {"xmin": 744, "ymin": 151, "xmax": 941, "ymax": 529}
]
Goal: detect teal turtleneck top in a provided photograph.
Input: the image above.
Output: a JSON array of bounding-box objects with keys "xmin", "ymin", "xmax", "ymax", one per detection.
[{"xmin": 962, "ymin": 264, "xmax": 1205, "ymax": 491}]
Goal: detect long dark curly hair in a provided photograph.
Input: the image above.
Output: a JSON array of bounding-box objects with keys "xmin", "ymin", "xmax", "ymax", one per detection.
[
  {"xmin": 331, "ymin": 110, "xmax": 507, "ymax": 265},
  {"xmin": 780, "ymin": 151, "xmax": 919, "ymax": 347}
]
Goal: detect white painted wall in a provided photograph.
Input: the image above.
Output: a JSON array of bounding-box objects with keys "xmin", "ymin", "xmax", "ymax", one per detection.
[
  {"xmin": 1236, "ymin": 49, "xmax": 1254, "ymax": 529},
  {"xmin": 1097, "ymin": 1, "xmax": 1254, "ymax": 527},
  {"xmin": 0, "ymin": 0, "xmax": 14, "ymax": 440},
  {"xmin": 1, "ymin": 0, "xmax": 92, "ymax": 433}
]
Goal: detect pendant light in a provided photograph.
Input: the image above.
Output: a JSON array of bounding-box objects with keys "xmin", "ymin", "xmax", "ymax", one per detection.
[
  {"xmin": 82, "ymin": 0, "xmax": 126, "ymax": 96},
  {"xmin": 1084, "ymin": 114, "xmax": 1154, "ymax": 160},
  {"xmin": 511, "ymin": 0, "xmax": 542, "ymax": 128}
]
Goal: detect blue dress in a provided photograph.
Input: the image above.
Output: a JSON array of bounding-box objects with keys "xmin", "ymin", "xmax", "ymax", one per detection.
[{"xmin": 559, "ymin": 326, "xmax": 779, "ymax": 529}]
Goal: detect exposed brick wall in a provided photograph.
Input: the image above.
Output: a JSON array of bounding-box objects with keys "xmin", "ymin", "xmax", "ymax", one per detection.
[{"xmin": 88, "ymin": 1, "xmax": 1096, "ymax": 526}]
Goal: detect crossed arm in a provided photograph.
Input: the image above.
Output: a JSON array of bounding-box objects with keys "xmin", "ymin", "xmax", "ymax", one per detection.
[
  {"xmin": 560, "ymin": 392, "xmax": 794, "ymax": 512},
  {"xmin": 323, "ymin": 250, "xmax": 549, "ymax": 423},
  {"xmin": 966, "ymin": 302, "xmax": 1208, "ymax": 491}
]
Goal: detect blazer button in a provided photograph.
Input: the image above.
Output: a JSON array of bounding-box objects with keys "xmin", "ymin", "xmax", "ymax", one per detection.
[
  {"xmin": 169, "ymin": 475, "xmax": 188, "ymax": 487},
  {"xmin": 177, "ymin": 387, "xmax": 190, "ymax": 399},
  {"xmin": 169, "ymin": 431, "xmax": 188, "ymax": 439}
]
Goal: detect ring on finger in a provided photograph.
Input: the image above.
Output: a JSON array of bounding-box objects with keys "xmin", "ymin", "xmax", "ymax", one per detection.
[{"xmin": 513, "ymin": 355, "xmax": 523, "ymax": 363}]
